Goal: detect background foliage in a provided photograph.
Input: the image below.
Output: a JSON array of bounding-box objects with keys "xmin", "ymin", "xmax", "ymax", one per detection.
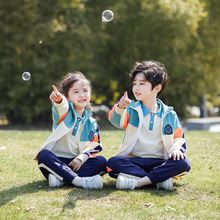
[{"xmin": 0, "ymin": 0, "xmax": 220, "ymax": 125}]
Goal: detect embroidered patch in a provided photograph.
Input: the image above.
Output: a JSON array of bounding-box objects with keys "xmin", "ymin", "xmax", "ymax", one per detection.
[
  {"xmin": 89, "ymin": 131, "xmax": 94, "ymax": 141},
  {"xmin": 164, "ymin": 124, "xmax": 173, "ymax": 134}
]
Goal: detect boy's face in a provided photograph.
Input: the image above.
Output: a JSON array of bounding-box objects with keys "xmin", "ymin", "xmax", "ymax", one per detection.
[
  {"xmin": 67, "ymin": 80, "xmax": 90, "ymax": 111},
  {"xmin": 132, "ymin": 72, "xmax": 159, "ymax": 102}
]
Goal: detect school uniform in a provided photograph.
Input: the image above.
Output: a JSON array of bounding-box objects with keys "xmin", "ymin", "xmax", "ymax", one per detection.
[
  {"xmin": 34, "ymin": 96, "xmax": 106, "ymax": 183},
  {"xmin": 107, "ymin": 99, "xmax": 190, "ymax": 184}
]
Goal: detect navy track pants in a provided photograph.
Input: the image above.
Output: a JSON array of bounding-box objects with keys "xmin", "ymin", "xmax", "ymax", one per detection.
[
  {"xmin": 107, "ymin": 156, "xmax": 191, "ymax": 184},
  {"xmin": 37, "ymin": 150, "xmax": 107, "ymax": 183}
]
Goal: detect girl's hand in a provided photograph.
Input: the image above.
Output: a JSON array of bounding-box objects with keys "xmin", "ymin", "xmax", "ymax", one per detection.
[
  {"xmin": 169, "ymin": 150, "xmax": 186, "ymax": 161},
  {"xmin": 118, "ymin": 91, "xmax": 132, "ymax": 109},
  {"xmin": 49, "ymin": 85, "xmax": 63, "ymax": 103},
  {"xmin": 69, "ymin": 158, "xmax": 82, "ymax": 172}
]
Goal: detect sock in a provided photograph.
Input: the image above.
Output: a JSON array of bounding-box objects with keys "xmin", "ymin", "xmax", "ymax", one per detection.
[
  {"xmin": 72, "ymin": 176, "xmax": 82, "ymax": 187},
  {"xmin": 137, "ymin": 176, "xmax": 152, "ymax": 188}
]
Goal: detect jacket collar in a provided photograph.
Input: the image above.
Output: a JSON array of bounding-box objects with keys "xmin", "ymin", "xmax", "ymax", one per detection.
[
  {"xmin": 141, "ymin": 102, "xmax": 162, "ymax": 117},
  {"xmin": 69, "ymin": 102, "xmax": 92, "ymax": 119},
  {"xmin": 128, "ymin": 99, "xmax": 173, "ymax": 116}
]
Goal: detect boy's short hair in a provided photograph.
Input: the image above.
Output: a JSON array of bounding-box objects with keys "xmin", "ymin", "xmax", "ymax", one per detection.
[{"xmin": 129, "ymin": 60, "xmax": 169, "ymax": 97}]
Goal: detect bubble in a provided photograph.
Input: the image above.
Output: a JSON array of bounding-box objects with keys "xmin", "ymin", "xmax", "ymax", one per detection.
[
  {"xmin": 22, "ymin": 72, "xmax": 31, "ymax": 81},
  {"xmin": 102, "ymin": 10, "xmax": 114, "ymax": 22},
  {"xmin": 39, "ymin": 40, "xmax": 43, "ymax": 44}
]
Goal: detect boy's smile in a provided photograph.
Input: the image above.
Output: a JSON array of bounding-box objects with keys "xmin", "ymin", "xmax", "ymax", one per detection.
[
  {"xmin": 134, "ymin": 92, "xmax": 141, "ymax": 97},
  {"xmin": 132, "ymin": 72, "xmax": 154, "ymax": 102},
  {"xmin": 132, "ymin": 72, "xmax": 162, "ymax": 111}
]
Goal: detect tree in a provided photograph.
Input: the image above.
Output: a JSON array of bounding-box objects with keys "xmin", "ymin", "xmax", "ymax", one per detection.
[
  {"xmin": 0, "ymin": 0, "xmax": 85, "ymax": 124},
  {"xmin": 87, "ymin": 0, "xmax": 213, "ymax": 118},
  {"xmin": 195, "ymin": 0, "xmax": 220, "ymax": 115},
  {"xmin": 0, "ymin": 0, "xmax": 219, "ymax": 125}
]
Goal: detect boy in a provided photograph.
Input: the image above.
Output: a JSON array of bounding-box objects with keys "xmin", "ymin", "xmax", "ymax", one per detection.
[{"xmin": 107, "ymin": 60, "xmax": 190, "ymax": 190}]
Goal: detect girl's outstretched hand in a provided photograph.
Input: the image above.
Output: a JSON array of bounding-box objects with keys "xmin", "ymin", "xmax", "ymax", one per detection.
[
  {"xmin": 118, "ymin": 91, "xmax": 132, "ymax": 109},
  {"xmin": 49, "ymin": 85, "xmax": 63, "ymax": 103}
]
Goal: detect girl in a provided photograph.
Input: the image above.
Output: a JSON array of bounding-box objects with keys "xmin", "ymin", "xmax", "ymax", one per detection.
[{"xmin": 34, "ymin": 72, "xmax": 107, "ymax": 189}]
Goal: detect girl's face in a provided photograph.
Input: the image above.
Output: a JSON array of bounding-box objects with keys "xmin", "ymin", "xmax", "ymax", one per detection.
[{"xmin": 67, "ymin": 80, "xmax": 91, "ymax": 112}]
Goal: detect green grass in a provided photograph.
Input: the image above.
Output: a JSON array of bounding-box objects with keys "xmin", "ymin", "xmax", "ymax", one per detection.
[{"xmin": 0, "ymin": 130, "xmax": 219, "ymax": 219}]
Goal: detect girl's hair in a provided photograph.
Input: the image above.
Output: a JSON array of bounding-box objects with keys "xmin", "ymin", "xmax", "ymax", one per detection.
[
  {"xmin": 129, "ymin": 60, "xmax": 169, "ymax": 97},
  {"xmin": 60, "ymin": 72, "xmax": 92, "ymax": 110}
]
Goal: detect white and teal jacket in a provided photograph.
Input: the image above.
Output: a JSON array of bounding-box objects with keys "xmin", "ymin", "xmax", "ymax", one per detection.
[
  {"xmin": 109, "ymin": 99, "xmax": 186, "ymax": 158},
  {"xmin": 34, "ymin": 96, "xmax": 103, "ymax": 163}
]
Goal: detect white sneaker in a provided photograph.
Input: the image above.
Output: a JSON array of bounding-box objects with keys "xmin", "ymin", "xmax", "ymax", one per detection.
[
  {"xmin": 81, "ymin": 175, "xmax": 103, "ymax": 189},
  {"xmin": 48, "ymin": 174, "xmax": 64, "ymax": 187},
  {"xmin": 116, "ymin": 175, "xmax": 137, "ymax": 190},
  {"xmin": 156, "ymin": 178, "xmax": 173, "ymax": 191},
  {"xmin": 119, "ymin": 173, "xmax": 141, "ymax": 179}
]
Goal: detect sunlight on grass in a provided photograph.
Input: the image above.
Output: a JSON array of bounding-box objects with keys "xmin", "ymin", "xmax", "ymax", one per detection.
[{"xmin": 0, "ymin": 130, "xmax": 219, "ymax": 219}]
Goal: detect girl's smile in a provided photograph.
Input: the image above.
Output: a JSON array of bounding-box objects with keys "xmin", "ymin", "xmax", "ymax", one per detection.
[{"xmin": 67, "ymin": 80, "xmax": 91, "ymax": 115}]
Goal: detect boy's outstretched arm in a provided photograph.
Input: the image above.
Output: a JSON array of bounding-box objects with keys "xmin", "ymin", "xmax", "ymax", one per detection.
[
  {"xmin": 118, "ymin": 91, "xmax": 131, "ymax": 109},
  {"xmin": 109, "ymin": 91, "xmax": 131, "ymax": 129}
]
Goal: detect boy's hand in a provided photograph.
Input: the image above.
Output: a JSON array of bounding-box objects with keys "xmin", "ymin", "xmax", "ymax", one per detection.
[
  {"xmin": 49, "ymin": 85, "xmax": 63, "ymax": 103},
  {"xmin": 118, "ymin": 91, "xmax": 132, "ymax": 109},
  {"xmin": 69, "ymin": 158, "xmax": 82, "ymax": 172},
  {"xmin": 169, "ymin": 150, "xmax": 186, "ymax": 161}
]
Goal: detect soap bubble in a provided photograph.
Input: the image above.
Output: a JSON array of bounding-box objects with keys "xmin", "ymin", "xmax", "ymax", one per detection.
[
  {"xmin": 22, "ymin": 72, "xmax": 31, "ymax": 81},
  {"xmin": 102, "ymin": 10, "xmax": 114, "ymax": 22}
]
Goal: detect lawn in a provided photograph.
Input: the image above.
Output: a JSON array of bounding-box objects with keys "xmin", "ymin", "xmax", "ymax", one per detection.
[{"xmin": 0, "ymin": 130, "xmax": 219, "ymax": 219}]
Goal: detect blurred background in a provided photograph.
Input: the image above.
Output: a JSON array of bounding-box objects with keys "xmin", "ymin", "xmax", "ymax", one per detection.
[{"xmin": 0, "ymin": 0, "xmax": 220, "ymax": 130}]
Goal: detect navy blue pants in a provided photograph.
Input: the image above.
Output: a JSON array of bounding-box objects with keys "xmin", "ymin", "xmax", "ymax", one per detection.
[
  {"xmin": 37, "ymin": 150, "xmax": 107, "ymax": 183},
  {"xmin": 107, "ymin": 156, "xmax": 191, "ymax": 184}
]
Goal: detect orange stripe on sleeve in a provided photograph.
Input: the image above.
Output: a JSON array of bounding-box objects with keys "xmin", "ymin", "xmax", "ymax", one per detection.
[
  {"xmin": 91, "ymin": 135, "xmax": 99, "ymax": 143},
  {"xmin": 90, "ymin": 152, "xmax": 99, "ymax": 157},
  {"xmin": 58, "ymin": 111, "xmax": 68, "ymax": 124},
  {"xmin": 121, "ymin": 112, "xmax": 130, "ymax": 129},
  {"xmin": 108, "ymin": 104, "xmax": 117, "ymax": 121},
  {"xmin": 174, "ymin": 128, "xmax": 183, "ymax": 139}
]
